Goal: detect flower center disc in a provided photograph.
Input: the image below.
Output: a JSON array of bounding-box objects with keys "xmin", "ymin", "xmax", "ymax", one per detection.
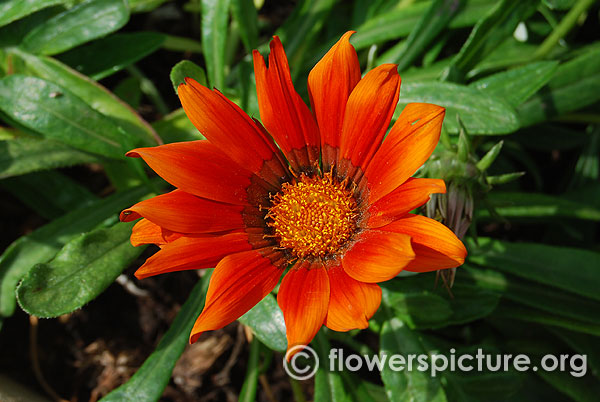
[{"xmin": 267, "ymin": 173, "xmax": 357, "ymax": 259}]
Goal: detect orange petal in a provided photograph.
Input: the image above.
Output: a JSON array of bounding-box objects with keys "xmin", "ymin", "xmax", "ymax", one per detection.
[
  {"xmin": 338, "ymin": 64, "xmax": 401, "ymax": 176},
  {"xmin": 127, "ymin": 141, "xmax": 255, "ymax": 205},
  {"xmin": 178, "ymin": 78, "xmax": 289, "ymax": 185},
  {"xmin": 278, "ymin": 262, "xmax": 329, "ymax": 355},
  {"xmin": 190, "ymin": 248, "xmax": 283, "ymax": 343},
  {"xmin": 342, "ymin": 229, "xmax": 414, "ymax": 283},
  {"xmin": 367, "ymin": 178, "xmax": 446, "ymax": 228},
  {"xmin": 120, "ymin": 189, "xmax": 245, "ymax": 234},
  {"xmin": 363, "ymin": 103, "xmax": 445, "ymax": 203},
  {"xmin": 308, "ymin": 31, "xmax": 360, "ymax": 171},
  {"xmin": 130, "ymin": 218, "xmax": 181, "ymax": 247},
  {"xmin": 134, "ymin": 232, "xmax": 266, "ymax": 279},
  {"xmin": 380, "ymin": 214, "xmax": 467, "ymax": 272},
  {"xmin": 253, "ymin": 37, "xmax": 320, "ymax": 171},
  {"xmin": 325, "ymin": 264, "xmax": 381, "ymax": 332}
]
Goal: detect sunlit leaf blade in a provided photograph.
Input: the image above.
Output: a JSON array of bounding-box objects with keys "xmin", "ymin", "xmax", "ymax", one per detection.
[
  {"xmin": 1, "ymin": 170, "xmax": 98, "ymax": 219},
  {"xmin": 471, "ymin": 61, "xmax": 558, "ymax": 107},
  {"xmin": 13, "ymin": 50, "xmax": 160, "ymax": 147},
  {"xmin": 128, "ymin": 0, "xmax": 170, "ymax": 13},
  {"xmin": 21, "ymin": 0, "xmax": 130, "ymax": 55},
  {"xmin": 231, "ymin": 0, "xmax": 258, "ymax": 53},
  {"xmin": 16, "ymin": 222, "xmax": 144, "ymax": 317},
  {"xmin": 351, "ymin": 0, "xmax": 496, "ymax": 51},
  {"xmin": 0, "ymin": 0, "xmax": 64, "ymax": 28},
  {"xmin": 380, "ymin": 318, "xmax": 447, "ymax": 402},
  {"xmin": 238, "ymin": 293, "xmax": 287, "ymax": 352},
  {"xmin": 57, "ymin": 32, "xmax": 166, "ymax": 80},
  {"xmin": 476, "ymin": 191, "xmax": 600, "ymax": 221},
  {"xmin": 395, "ymin": 0, "xmax": 460, "ymax": 71},
  {"xmin": 0, "ymin": 184, "xmax": 152, "ymax": 317},
  {"xmin": 201, "ymin": 0, "xmax": 230, "ymax": 89},
  {"xmin": 442, "ymin": 0, "xmax": 539, "ymax": 82},
  {"xmin": 467, "ymin": 237, "xmax": 600, "ymax": 302},
  {"xmin": 101, "ymin": 271, "xmax": 212, "ymax": 402},
  {"xmin": 0, "ymin": 136, "xmax": 99, "ymax": 179},
  {"xmin": 518, "ymin": 47, "xmax": 600, "ymax": 127},
  {"xmin": 0, "ymin": 75, "xmax": 132, "ymax": 159},
  {"xmin": 395, "ymin": 81, "xmax": 520, "ymax": 134}
]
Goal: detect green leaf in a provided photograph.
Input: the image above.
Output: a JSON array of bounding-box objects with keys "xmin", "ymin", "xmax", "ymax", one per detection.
[
  {"xmin": 0, "ymin": 75, "xmax": 132, "ymax": 159},
  {"xmin": 0, "ymin": 0, "xmax": 65, "ymax": 28},
  {"xmin": 537, "ymin": 368, "xmax": 600, "ymax": 402},
  {"xmin": 0, "ymin": 170, "xmax": 98, "ymax": 219},
  {"xmin": 152, "ymin": 108, "xmax": 204, "ymax": 143},
  {"xmin": 238, "ymin": 293, "xmax": 287, "ymax": 352},
  {"xmin": 381, "ymin": 272, "xmax": 500, "ymax": 330},
  {"xmin": 16, "ymin": 221, "xmax": 144, "ymax": 317},
  {"xmin": 442, "ymin": 0, "xmax": 539, "ymax": 82},
  {"xmin": 476, "ymin": 191, "xmax": 600, "ymax": 221},
  {"xmin": 162, "ymin": 35, "xmax": 203, "ymax": 53},
  {"xmin": 231, "ymin": 0, "xmax": 258, "ymax": 53},
  {"xmin": 471, "ymin": 61, "xmax": 559, "ymax": 107},
  {"xmin": 466, "ymin": 266, "xmax": 600, "ymax": 326},
  {"xmin": 0, "ymin": 184, "xmax": 152, "ymax": 317},
  {"xmin": 201, "ymin": 0, "xmax": 230, "ymax": 89},
  {"xmin": 380, "ymin": 318, "xmax": 447, "ymax": 402},
  {"xmin": 518, "ymin": 47, "xmax": 600, "ymax": 127},
  {"xmin": 21, "ymin": 0, "xmax": 130, "ymax": 55},
  {"xmin": 395, "ymin": 81, "xmax": 520, "ymax": 135},
  {"xmin": 395, "ymin": 0, "xmax": 461, "ymax": 71},
  {"xmin": 239, "ymin": 338, "xmax": 261, "ymax": 402},
  {"xmin": 467, "ymin": 237, "xmax": 600, "ymax": 302},
  {"xmin": 0, "ymin": 136, "xmax": 99, "ymax": 179},
  {"xmin": 313, "ymin": 331, "xmax": 352, "ymax": 402},
  {"xmin": 170, "ymin": 60, "xmax": 207, "ymax": 94},
  {"xmin": 128, "ymin": 0, "xmax": 170, "ymax": 13},
  {"xmin": 101, "ymin": 272, "xmax": 212, "ymax": 402},
  {"xmin": 13, "ymin": 50, "xmax": 159, "ymax": 147},
  {"xmin": 57, "ymin": 32, "xmax": 166, "ymax": 80},
  {"xmin": 351, "ymin": 0, "xmax": 495, "ymax": 51}
]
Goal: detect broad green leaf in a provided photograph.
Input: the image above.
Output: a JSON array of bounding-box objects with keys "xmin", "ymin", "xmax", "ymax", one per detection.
[
  {"xmin": 0, "ymin": 6, "xmax": 64, "ymax": 48},
  {"xmin": 170, "ymin": 60, "xmax": 207, "ymax": 93},
  {"xmin": 382, "ymin": 273, "xmax": 500, "ymax": 329},
  {"xmin": 128, "ymin": 0, "xmax": 169, "ymax": 13},
  {"xmin": 0, "ymin": 136, "xmax": 99, "ymax": 179},
  {"xmin": 16, "ymin": 222, "xmax": 144, "ymax": 317},
  {"xmin": 0, "ymin": 0, "xmax": 64, "ymax": 28},
  {"xmin": 351, "ymin": 0, "xmax": 495, "ymax": 51},
  {"xmin": 0, "ymin": 184, "xmax": 152, "ymax": 317},
  {"xmin": 471, "ymin": 61, "xmax": 558, "ymax": 107},
  {"xmin": 1, "ymin": 170, "xmax": 98, "ymax": 219},
  {"xmin": 444, "ymin": 368, "xmax": 523, "ymax": 402},
  {"xmin": 0, "ymin": 75, "xmax": 132, "ymax": 159},
  {"xmin": 313, "ymin": 332, "xmax": 352, "ymax": 402},
  {"xmin": 152, "ymin": 108, "xmax": 204, "ymax": 143},
  {"xmin": 101, "ymin": 272, "xmax": 212, "ymax": 402},
  {"xmin": 466, "ymin": 266, "xmax": 600, "ymax": 326},
  {"xmin": 468, "ymin": 237, "xmax": 600, "ymax": 302},
  {"xmin": 518, "ymin": 47, "xmax": 600, "ymax": 127},
  {"xmin": 442, "ymin": 0, "xmax": 539, "ymax": 82},
  {"xmin": 395, "ymin": 81, "xmax": 520, "ymax": 135},
  {"xmin": 162, "ymin": 35, "xmax": 203, "ymax": 53},
  {"xmin": 380, "ymin": 318, "xmax": 447, "ymax": 402},
  {"xmin": 231, "ymin": 0, "xmax": 258, "ymax": 53},
  {"xmin": 21, "ymin": 0, "xmax": 130, "ymax": 55},
  {"xmin": 13, "ymin": 50, "xmax": 159, "ymax": 147},
  {"xmin": 476, "ymin": 191, "xmax": 600, "ymax": 221},
  {"xmin": 549, "ymin": 328, "xmax": 600, "ymax": 378},
  {"xmin": 201, "ymin": 0, "xmax": 230, "ymax": 89},
  {"xmin": 395, "ymin": 0, "xmax": 460, "ymax": 71},
  {"xmin": 113, "ymin": 77, "xmax": 142, "ymax": 109},
  {"xmin": 239, "ymin": 293, "xmax": 287, "ymax": 352},
  {"xmin": 58, "ymin": 32, "xmax": 166, "ymax": 80}
]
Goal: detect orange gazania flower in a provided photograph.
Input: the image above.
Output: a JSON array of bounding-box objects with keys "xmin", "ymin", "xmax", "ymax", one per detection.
[{"xmin": 120, "ymin": 32, "xmax": 467, "ymax": 354}]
